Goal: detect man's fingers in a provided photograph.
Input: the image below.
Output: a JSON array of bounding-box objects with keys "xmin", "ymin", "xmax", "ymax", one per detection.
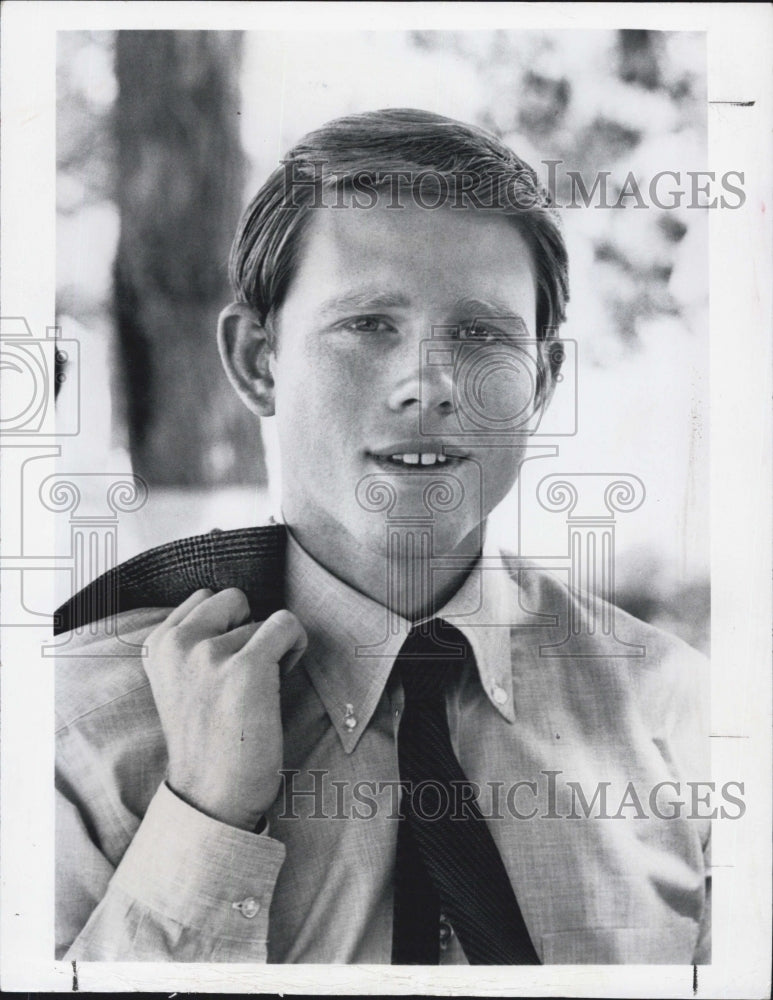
[
  {"xmin": 174, "ymin": 587, "xmax": 252, "ymax": 637},
  {"xmin": 245, "ymin": 609, "xmax": 308, "ymax": 672},
  {"xmin": 207, "ymin": 621, "xmax": 261, "ymax": 655},
  {"xmin": 162, "ymin": 588, "xmax": 213, "ymax": 627},
  {"xmin": 153, "ymin": 595, "xmax": 306, "ymax": 676}
]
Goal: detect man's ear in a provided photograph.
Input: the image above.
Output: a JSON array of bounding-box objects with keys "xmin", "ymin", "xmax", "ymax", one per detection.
[
  {"xmin": 533, "ymin": 337, "xmax": 561, "ymax": 415},
  {"xmin": 217, "ymin": 302, "xmax": 276, "ymax": 417}
]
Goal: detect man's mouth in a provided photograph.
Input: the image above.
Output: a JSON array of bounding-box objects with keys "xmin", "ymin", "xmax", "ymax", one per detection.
[
  {"xmin": 367, "ymin": 446, "xmax": 469, "ymax": 469},
  {"xmin": 376, "ymin": 452, "xmax": 448, "ymax": 467}
]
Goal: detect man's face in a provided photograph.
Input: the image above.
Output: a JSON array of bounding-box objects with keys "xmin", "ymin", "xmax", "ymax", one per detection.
[{"xmin": 269, "ymin": 195, "xmax": 541, "ymax": 563}]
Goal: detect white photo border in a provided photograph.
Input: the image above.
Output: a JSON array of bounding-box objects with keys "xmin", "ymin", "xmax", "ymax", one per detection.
[{"xmin": 1, "ymin": 2, "xmax": 771, "ymax": 996}]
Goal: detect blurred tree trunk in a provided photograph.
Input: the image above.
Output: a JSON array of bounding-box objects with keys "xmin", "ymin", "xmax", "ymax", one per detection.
[{"xmin": 113, "ymin": 31, "xmax": 265, "ymax": 487}]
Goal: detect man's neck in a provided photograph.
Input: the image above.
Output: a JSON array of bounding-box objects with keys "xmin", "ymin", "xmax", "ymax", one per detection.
[{"xmin": 284, "ymin": 520, "xmax": 484, "ymax": 622}]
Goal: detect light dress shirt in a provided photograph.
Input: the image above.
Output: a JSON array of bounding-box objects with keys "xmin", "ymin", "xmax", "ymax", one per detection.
[{"xmin": 56, "ymin": 529, "xmax": 711, "ymax": 963}]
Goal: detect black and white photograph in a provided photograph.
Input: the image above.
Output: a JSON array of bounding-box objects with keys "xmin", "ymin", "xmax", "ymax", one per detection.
[{"xmin": 1, "ymin": 3, "xmax": 770, "ymax": 996}]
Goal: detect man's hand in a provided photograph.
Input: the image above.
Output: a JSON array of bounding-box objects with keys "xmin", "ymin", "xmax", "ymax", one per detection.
[{"xmin": 145, "ymin": 588, "xmax": 307, "ymax": 831}]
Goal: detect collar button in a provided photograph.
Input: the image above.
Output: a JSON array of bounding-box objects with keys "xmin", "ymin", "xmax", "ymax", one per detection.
[
  {"xmin": 491, "ymin": 685, "xmax": 507, "ymax": 706},
  {"xmin": 439, "ymin": 913, "xmax": 454, "ymax": 950},
  {"xmin": 232, "ymin": 896, "xmax": 261, "ymax": 919}
]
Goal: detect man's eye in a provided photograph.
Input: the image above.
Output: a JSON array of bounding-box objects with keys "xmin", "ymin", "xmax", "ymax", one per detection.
[
  {"xmin": 460, "ymin": 324, "xmax": 500, "ymax": 342},
  {"xmin": 340, "ymin": 316, "xmax": 396, "ymax": 334}
]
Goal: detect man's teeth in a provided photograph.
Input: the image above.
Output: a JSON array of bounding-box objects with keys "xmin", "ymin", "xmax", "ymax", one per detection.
[{"xmin": 388, "ymin": 453, "xmax": 447, "ymax": 465}]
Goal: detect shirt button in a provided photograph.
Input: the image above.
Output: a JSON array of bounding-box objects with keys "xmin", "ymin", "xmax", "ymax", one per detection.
[
  {"xmin": 232, "ymin": 896, "xmax": 261, "ymax": 918},
  {"xmin": 492, "ymin": 685, "xmax": 508, "ymax": 705},
  {"xmin": 439, "ymin": 913, "xmax": 454, "ymax": 951}
]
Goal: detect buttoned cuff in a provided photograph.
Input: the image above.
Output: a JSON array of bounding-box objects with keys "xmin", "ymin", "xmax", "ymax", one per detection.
[{"xmin": 111, "ymin": 782, "xmax": 286, "ymax": 949}]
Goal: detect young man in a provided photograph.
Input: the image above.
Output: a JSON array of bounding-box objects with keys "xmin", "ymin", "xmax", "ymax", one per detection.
[{"xmin": 56, "ymin": 109, "xmax": 710, "ymax": 964}]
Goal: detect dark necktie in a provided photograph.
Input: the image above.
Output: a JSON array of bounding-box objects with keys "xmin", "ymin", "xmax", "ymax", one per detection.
[{"xmin": 391, "ymin": 618, "xmax": 541, "ymax": 965}]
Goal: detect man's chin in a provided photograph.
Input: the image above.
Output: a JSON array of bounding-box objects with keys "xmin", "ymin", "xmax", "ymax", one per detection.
[{"xmin": 360, "ymin": 517, "xmax": 485, "ymax": 561}]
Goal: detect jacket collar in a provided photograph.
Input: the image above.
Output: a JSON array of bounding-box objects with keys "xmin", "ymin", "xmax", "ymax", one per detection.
[{"xmin": 54, "ymin": 523, "xmax": 287, "ymax": 635}]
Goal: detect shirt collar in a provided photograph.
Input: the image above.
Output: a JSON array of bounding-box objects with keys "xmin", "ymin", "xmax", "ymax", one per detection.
[{"xmin": 284, "ymin": 528, "xmax": 519, "ymax": 754}]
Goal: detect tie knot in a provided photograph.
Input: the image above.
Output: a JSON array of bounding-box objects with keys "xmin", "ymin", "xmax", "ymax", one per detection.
[{"xmin": 396, "ymin": 619, "xmax": 470, "ymax": 703}]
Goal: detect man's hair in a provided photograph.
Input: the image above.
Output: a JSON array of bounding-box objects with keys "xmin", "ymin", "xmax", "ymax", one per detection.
[{"xmin": 229, "ymin": 108, "xmax": 569, "ymax": 353}]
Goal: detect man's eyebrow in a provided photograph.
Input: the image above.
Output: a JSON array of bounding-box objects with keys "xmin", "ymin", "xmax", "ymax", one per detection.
[
  {"xmin": 316, "ymin": 292, "xmax": 530, "ymax": 332},
  {"xmin": 318, "ymin": 290, "xmax": 412, "ymax": 316},
  {"xmin": 450, "ymin": 297, "xmax": 529, "ymax": 326}
]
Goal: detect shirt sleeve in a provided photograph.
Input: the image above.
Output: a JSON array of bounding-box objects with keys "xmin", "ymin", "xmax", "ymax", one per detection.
[{"xmin": 59, "ymin": 782, "xmax": 286, "ymax": 962}]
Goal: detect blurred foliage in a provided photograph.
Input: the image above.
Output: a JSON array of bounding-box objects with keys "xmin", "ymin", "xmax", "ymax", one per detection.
[
  {"xmin": 57, "ymin": 31, "xmax": 118, "ymax": 323},
  {"xmin": 57, "ymin": 32, "xmax": 117, "ymax": 210},
  {"xmin": 410, "ymin": 29, "xmax": 707, "ymax": 357}
]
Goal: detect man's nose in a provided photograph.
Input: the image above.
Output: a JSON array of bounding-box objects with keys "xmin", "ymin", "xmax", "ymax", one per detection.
[{"xmin": 387, "ymin": 360, "xmax": 455, "ymax": 415}]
